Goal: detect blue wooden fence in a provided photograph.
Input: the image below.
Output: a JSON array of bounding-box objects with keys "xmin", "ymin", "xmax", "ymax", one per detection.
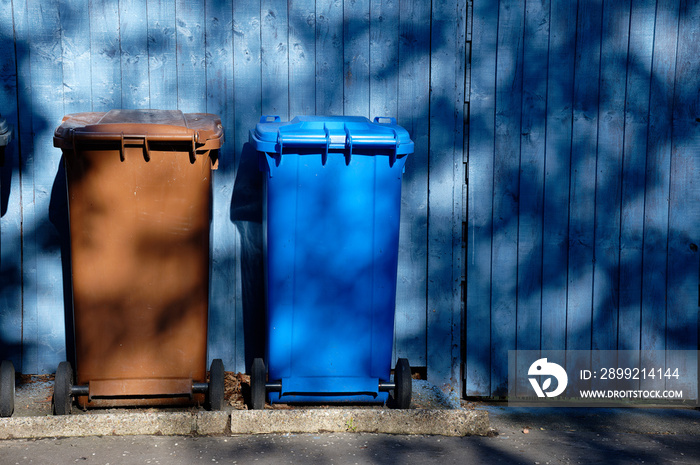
[
  {"xmin": 467, "ymin": 0, "xmax": 700, "ymax": 396},
  {"xmin": 0, "ymin": 0, "xmax": 466, "ymax": 394},
  {"xmin": 2, "ymin": 0, "xmax": 698, "ymax": 400}
]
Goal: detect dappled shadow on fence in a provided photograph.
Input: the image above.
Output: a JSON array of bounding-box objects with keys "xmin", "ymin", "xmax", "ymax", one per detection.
[
  {"xmin": 466, "ymin": 0, "xmax": 699, "ymax": 397},
  {"xmin": 0, "ymin": 2, "xmax": 697, "ymax": 408},
  {"xmin": 0, "ymin": 2, "xmax": 696, "ymax": 463}
]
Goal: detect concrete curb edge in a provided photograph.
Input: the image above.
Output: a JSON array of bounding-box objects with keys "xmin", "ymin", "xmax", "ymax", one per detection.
[
  {"xmin": 230, "ymin": 409, "xmax": 490, "ymax": 437},
  {"xmin": 0, "ymin": 409, "xmax": 489, "ymax": 439}
]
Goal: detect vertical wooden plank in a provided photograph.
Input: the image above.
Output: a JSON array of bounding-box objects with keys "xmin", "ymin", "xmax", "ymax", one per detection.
[
  {"xmin": 18, "ymin": 0, "xmax": 37, "ymax": 374},
  {"xmin": 667, "ymin": 0, "xmax": 699, "ymax": 351},
  {"xmin": 261, "ymin": 0, "xmax": 289, "ymax": 119},
  {"xmin": 9, "ymin": 0, "xmax": 35, "ymax": 374},
  {"xmin": 205, "ymin": 0, "xmax": 236, "ymax": 370},
  {"xmin": 428, "ymin": 0, "xmax": 466, "ymax": 395},
  {"xmin": 516, "ymin": 0, "xmax": 549, "ymax": 352},
  {"xmin": 233, "ymin": 0, "xmax": 262, "ymax": 372},
  {"xmin": 567, "ymin": 0, "xmax": 602, "ymax": 353},
  {"xmin": 57, "ymin": 0, "xmax": 92, "ymax": 371},
  {"xmin": 541, "ymin": 0, "xmax": 576, "ymax": 353},
  {"xmin": 0, "ymin": 0, "xmax": 23, "ymax": 368},
  {"xmin": 0, "ymin": 0, "xmax": 16, "ymax": 134},
  {"xmin": 368, "ymin": 0, "xmax": 402, "ymax": 360},
  {"xmin": 514, "ymin": 0, "xmax": 548, "ymax": 395},
  {"xmin": 344, "ymin": 0, "xmax": 370, "ymax": 117},
  {"xmin": 369, "ymin": 0, "xmax": 398, "ymax": 119},
  {"xmin": 60, "ymin": 0, "xmax": 92, "ymax": 114},
  {"xmin": 176, "ymin": 0, "xmax": 206, "ymax": 113},
  {"xmin": 119, "ymin": 0, "xmax": 149, "ymax": 108},
  {"xmin": 592, "ymin": 0, "xmax": 630, "ymax": 351},
  {"xmin": 288, "ymin": 0, "xmax": 315, "ymax": 116},
  {"xmin": 466, "ymin": 0, "xmax": 497, "ymax": 396},
  {"xmin": 588, "ymin": 0, "xmax": 631, "ymax": 378},
  {"xmin": 255, "ymin": 2, "xmax": 281, "ymax": 372},
  {"xmin": 233, "ymin": 0, "xmax": 262, "ymax": 139},
  {"xmin": 640, "ymin": 0, "xmax": 679, "ymax": 352},
  {"xmin": 619, "ymin": 0, "xmax": 655, "ymax": 352},
  {"xmin": 147, "ymin": 0, "xmax": 178, "ymax": 110},
  {"xmin": 489, "ymin": 0, "xmax": 524, "ymax": 396},
  {"xmin": 667, "ymin": 0, "xmax": 700, "ymax": 398},
  {"xmin": 25, "ymin": 0, "xmax": 66, "ymax": 373},
  {"xmin": 315, "ymin": 0, "xmax": 343, "ymax": 115},
  {"xmin": 395, "ymin": 0, "xmax": 430, "ymax": 366},
  {"xmin": 90, "ymin": 0, "xmax": 121, "ymax": 111},
  {"xmin": 449, "ymin": 2, "xmax": 467, "ymax": 398}
]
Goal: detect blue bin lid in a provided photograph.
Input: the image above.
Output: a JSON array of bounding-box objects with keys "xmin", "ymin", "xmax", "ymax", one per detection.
[{"xmin": 250, "ymin": 115, "xmax": 414, "ymax": 164}]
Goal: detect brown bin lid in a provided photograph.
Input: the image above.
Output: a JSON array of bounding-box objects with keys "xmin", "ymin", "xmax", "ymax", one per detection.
[{"xmin": 53, "ymin": 109, "xmax": 224, "ymax": 152}]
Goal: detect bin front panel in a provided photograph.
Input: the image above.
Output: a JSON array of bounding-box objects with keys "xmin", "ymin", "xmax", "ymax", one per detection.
[
  {"xmin": 264, "ymin": 150, "xmax": 406, "ymax": 395},
  {"xmin": 65, "ymin": 144, "xmax": 212, "ymax": 396}
]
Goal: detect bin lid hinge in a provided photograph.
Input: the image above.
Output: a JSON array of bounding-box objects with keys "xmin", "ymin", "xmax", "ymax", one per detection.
[
  {"xmin": 344, "ymin": 124, "xmax": 353, "ymax": 165},
  {"xmin": 322, "ymin": 124, "xmax": 330, "ymax": 166},
  {"xmin": 119, "ymin": 132, "xmax": 126, "ymax": 161},
  {"xmin": 189, "ymin": 134, "xmax": 197, "ymax": 164}
]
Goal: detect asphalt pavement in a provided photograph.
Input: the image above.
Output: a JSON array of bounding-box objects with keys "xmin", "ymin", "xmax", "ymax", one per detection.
[
  {"xmin": 2, "ymin": 419, "xmax": 700, "ymax": 465},
  {"xmin": 3, "ymin": 375, "xmax": 700, "ymax": 463}
]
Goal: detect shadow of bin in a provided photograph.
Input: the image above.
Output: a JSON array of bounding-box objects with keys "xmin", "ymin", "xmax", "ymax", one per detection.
[{"xmin": 52, "ymin": 110, "xmax": 225, "ymax": 414}]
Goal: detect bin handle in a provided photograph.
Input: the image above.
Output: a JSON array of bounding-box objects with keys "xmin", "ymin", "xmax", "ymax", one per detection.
[
  {"xmin": 373, "ymin": 118, "xmax": 400, "ymax": 165},
  {"xmin": 344, "ymin": 123, "xmax": 400, "ymax": 167},
  {"xmin": 72, "ymin": 130, "xmax": 200, "ymax": 163},
  {"xmin": 275, "ymin": 120, "xmax": 399, "ymax": 167},
  {"xmin": 373, "ymin": 116, "xmax": 397, "ymax": 125},
  {"xmin": 276, "ymin": 125, "xmax": 332, "ymax": 165},
  {"xmin": 260, "ymin": 115, "xmax": 281, "ymax": 123}
]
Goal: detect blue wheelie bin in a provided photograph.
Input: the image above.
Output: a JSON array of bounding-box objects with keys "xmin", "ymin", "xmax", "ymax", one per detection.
[{"xmin": 249, "ymin": 115, "xmax": 414, "ymax": 408}]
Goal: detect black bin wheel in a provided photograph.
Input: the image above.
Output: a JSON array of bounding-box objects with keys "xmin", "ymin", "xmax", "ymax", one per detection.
[
  {"xmin": 208, "ymin": 359, "xmax": 225, "ymax": 411},
  {"xmin": 0, "ymin": 360, "xmax": 15, "ymax": 418},
  {"xmin": 250, "ymin": 358, "xmax": 266, "ymax": 410},
  {"xmin": 392, "ymin": 358, "xmax": 412, "ymax": 409},
  {"xmin": 53, "ymin": 361, "xmax": 73, "ymax": 415}
]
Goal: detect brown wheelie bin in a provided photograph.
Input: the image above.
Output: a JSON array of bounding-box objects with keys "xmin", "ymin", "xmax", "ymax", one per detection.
[{"xmin": 52, "ymin": 110, "xmax": 224, "ymax": 414}]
